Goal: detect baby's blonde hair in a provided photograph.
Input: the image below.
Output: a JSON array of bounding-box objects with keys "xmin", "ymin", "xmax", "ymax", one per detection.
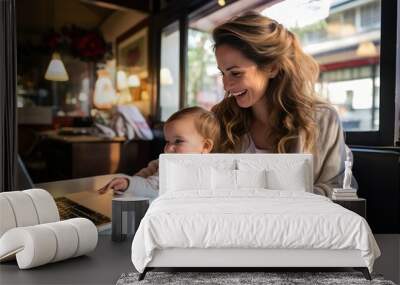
[{"xmin": 166, "ymin": 106, "xmax": 221, "ymax": 152}]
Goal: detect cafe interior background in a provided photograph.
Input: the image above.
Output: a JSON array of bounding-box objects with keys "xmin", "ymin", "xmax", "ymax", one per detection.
[{"xmin": 14, "ymin": 0, "xmax": 394, "ymax": 186}]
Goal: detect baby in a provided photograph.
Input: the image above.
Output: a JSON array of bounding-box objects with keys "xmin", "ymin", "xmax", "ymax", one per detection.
[{"xmin": 97, "ymin": 106, "xmax": 220, "ymax": 198}]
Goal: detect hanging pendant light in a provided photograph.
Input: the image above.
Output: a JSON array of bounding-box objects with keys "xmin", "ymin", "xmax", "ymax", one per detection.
[
  {"xmin": 127, "ymin": 74, "xmax": 140, "ymax": 88},
  {"xmin": 218, "ymin": 0, "xmax": 226, "ymax": 6},
  {"xmin": 45, "ymin": 52, "xmax": 69, "ymax": 81},
  {"xmin": 93, "ymin": 69, "xmax": 117, "ymax": 109}
]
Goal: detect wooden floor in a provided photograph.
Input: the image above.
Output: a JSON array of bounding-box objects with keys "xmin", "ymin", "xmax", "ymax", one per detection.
[{"xmin": 0, "ymin": 235, "xmax": 399, "ymax": 285}]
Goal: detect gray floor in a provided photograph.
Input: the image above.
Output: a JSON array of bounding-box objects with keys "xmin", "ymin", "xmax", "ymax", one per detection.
[
  {"xmin": 1, "ymin": 235, "xmax": 399, "ymax": 285},
  {"xmin": 0, "ymin": 235, "xmax": 134, "ymax": 285},
  {"xmin": 373, "ymin": 234, "xmax": 400, "ymax": 284}
]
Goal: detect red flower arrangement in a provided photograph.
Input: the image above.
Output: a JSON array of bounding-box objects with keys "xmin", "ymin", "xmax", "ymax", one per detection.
[{"xmin": 42, "ymin": 25, "xmax": 112, "ymax": 62}]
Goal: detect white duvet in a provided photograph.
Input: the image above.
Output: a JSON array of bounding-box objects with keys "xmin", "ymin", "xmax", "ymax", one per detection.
[{"xmin": 131, "ymin": 190, "xmax": 380, "ymax": 273}]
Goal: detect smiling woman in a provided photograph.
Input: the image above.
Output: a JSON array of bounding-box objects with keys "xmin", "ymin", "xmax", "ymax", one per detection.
[{"xmin": 211, "ymin": 11, "xmax": 353, "ymax": 197}]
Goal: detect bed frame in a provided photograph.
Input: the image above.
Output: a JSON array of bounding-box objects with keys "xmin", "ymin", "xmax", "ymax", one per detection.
[
  {"xmin": 138, "ymin": 248, "xmax": 371, "ymax": 280},
  {"xmin": 137, "ymin": 154, "xmax": 373, "ymax": 281}
]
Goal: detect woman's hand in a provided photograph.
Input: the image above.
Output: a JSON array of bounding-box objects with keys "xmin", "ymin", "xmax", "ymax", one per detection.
[
  {"xmin": 97, "ymin": 177, "xmax": 129, "ymax": 195},
  {"xmin": 135, "ymin": 159, "xmax": 159, "ymax": 178}
]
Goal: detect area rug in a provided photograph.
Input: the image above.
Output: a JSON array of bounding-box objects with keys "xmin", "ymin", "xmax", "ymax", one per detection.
[{"xmin": 116, "ymin": 271, "xmax": 396, "ymax": 285}]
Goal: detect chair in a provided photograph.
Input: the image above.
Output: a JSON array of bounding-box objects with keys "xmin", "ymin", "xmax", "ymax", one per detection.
[{"xmin": 0, "ymin": 189, "xmax": 98, "ymax": 269}]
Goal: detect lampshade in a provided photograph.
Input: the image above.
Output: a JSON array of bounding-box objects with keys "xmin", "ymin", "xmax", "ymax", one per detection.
[
  {"xmin": 44, "ymin": 52, "xmax": 69, "ymax": 81},
  {"xmin": 160, "ymin": 68, "xmax": 173, "ymax": 85},
  {"xmin": 128, "ymin": 74, "xmax": 141, "ymax": 87},
  {"xmin": 93, "ymin": 69, "xmax": 117, "ymax": 109},
  {"xmin": 117, "ymin": 70, "xmax": 128, "ymax": 90}
]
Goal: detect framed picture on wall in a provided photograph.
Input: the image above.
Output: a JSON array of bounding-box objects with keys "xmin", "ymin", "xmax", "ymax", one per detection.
[
  {"xmin": 116, "ymin": 20, "xmax": 151, "ymax": 115},
  {"xmin": 117, "ymin": 27, "xmax": 148, "ymax": 78}
]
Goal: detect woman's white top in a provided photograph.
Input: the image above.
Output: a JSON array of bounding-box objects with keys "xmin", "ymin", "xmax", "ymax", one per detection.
[{"xmin": 244, "ymin": 135, "xmax": 270, "ymax": 154}]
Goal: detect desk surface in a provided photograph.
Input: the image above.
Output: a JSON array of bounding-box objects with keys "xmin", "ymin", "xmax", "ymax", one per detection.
[
  {"xmin": 37, "ymin": 174, "xmax": 122, "ymax": 197},
  {"xmin": 0, "ymin": 236, "xmax": 134, "ymax": 285},
  {"xmin": 37, "ymin": 174, "xmax": 125, "ymax": 218},
  {"xmin": 40, "ymin": 130, "xmax": 126, "ymax": 143}
]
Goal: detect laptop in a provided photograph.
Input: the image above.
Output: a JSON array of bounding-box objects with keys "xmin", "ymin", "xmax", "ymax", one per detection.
[
  {"xmin": 55, "ymin": 194, "xmax": 112, "ymax": 232},
  {"xmin": 36, "ymin": 174, "xmax": 127, "ymax": 232}
]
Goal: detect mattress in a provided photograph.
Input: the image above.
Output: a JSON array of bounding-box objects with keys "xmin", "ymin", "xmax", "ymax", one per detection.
[{"xmin": 131, "ymin": 190, "xmax": 380, "ymax": 273}]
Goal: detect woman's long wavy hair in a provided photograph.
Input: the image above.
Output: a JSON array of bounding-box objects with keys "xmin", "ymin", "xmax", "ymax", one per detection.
[{"xmin": 212, "ymin": 11, "xmax": 325, "ymax": 153}]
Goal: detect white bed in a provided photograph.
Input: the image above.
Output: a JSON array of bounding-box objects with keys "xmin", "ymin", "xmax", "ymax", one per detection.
[{"xmin": 131, "ymin": 154, "xmax": 380, "ymax": 280}]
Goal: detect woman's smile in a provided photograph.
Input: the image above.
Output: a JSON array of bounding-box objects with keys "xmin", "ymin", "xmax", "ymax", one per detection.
[
  {"xmin": 216, "ymin": 44, "xmax": 269, "ymax": 109},
  {"xmin": 229, "ymin": 90, "xmax": 247, "ymax": 97}
]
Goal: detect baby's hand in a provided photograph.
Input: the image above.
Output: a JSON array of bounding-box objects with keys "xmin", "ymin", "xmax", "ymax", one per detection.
[
  {"xmin": 97, "ymin": 177, "xmax": 129, "ymax": 195},
  {"xmin": 135, "ymin": 159, "xmax": 159, "ymax": 178}
]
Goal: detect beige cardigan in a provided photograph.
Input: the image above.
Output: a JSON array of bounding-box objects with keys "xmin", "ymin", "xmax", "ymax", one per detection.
[
  {"xmin": 242, "ymin": 105, "xmax": 355, "ymax": 197},
  {"xmin": 136, "ymin": 105, "xmax": 353, "ymax": 197}
]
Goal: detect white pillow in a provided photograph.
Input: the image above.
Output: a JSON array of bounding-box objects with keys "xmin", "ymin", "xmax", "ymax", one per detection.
[
  {"xmin": 266, "ymin": 162, "xmax": 308, "ymax": 191},
  {"xmin": 167, "ymin": 162, "xmax": 211, "ymax": 191},
  {"xmin": 211, "ymin": 168, "xmax": 236, "ymax": 190},
  {"xmin": 237, "ymin": 158, "xmax": 309, "ymax": 192},
  {"xmin": 211, "ymin": 169, "xmax": 268, "ymax": 190},
  {"xmin": 236, "ymin": 169, "xmax": 267, "ymax": 189}
]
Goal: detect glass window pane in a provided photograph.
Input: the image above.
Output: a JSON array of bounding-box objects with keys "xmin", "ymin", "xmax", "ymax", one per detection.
[
  {"xmin": 360, "ymin": 1, "xmax": 381, "ymax": 30},
  {"xmin": 160, "ymin": 21, "xmax": 180, "ymax": 121},
  {"xmin": 262, "ymin": 0, "xmax": 381, "ymax": 131},
  {"xmin": 186, "ymin": 28, "xmax": 224, "ymax": 110}
]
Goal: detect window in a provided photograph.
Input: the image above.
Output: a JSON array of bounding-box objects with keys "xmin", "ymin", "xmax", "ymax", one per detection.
[
  {"xmin": 318, "ymin": 65, "xmax": 379, "ymax": 130},
  {"xmin": 159, "ymin": 21, "xmax": 180, "ymax": 121},
  {"xmin": 343, "ymin": 9, "xmax": 356, "ymax": 27},
  {"xmin": 263, "ymin": 0, "xmax": 381, "ymax": 132},
  {"xmin": 186, "ymin": 28, "xmax": 224, "ymax": 110},
  {"xmin": 360, "ymin": 1, "xmax": 381, "ymax": 30}
]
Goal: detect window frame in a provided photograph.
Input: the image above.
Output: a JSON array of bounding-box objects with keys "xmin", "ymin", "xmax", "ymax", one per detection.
[
  {"xmin": 346, "ymin": 0, "xmax": 397, "ymax": 146},
  {"xmin": 151, "ymin": 0, "xmax": 223, "ymax": 122}
]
